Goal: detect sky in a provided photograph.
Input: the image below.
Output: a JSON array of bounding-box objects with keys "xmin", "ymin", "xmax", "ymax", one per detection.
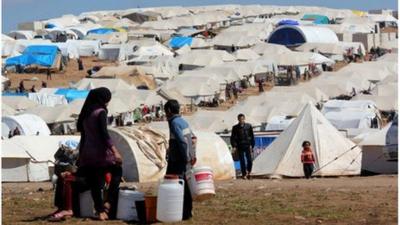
[{"xmin": 2, "ymin": 0, "xmax": 398, "ymax": 32}]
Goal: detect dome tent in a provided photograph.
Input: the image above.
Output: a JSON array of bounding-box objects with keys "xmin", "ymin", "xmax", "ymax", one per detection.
[
  {"xmin": 267, "ymin": 25, "xmax": 338, "ymax": 47},
  {"xmin": 2, "ymin": 114, "xmax": 51, "ymax": 139}
]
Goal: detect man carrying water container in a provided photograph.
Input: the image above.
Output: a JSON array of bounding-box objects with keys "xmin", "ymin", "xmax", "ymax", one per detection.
[{"xmin": 164, "ymin": 99, "xmax": 196, "ymax": 220}]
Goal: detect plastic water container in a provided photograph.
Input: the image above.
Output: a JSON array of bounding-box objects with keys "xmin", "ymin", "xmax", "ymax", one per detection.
[
  {"xmin": 79, "ymin": 190, "xmax": 95, "ymax": 218},
  {"xmin": 186, "ymin": 166, "xmax": 215, "ymax": 201},
  {"xmin": 156, "ymin": 175, "xmax": 184, "ymax": 222},
  {"xmin": 116, "ymin": 190, "xmax": 145, "ymax": 221}
]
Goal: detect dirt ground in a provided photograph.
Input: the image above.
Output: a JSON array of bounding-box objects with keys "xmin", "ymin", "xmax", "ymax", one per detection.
[
  {"xmin": 2, "ymin": 175, "xmax": 397, "ymax": 225},
  {"xmin": 5, "ymin": 57, "xmax": 118, "ymax": 90}
]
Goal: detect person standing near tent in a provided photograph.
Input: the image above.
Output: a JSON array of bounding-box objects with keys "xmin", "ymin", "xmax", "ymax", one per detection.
[
  {"xmin": 77, "ymin": 87, "xmax": 123, "ymax": 221},
  {"xmin": 47, "ymin": 68, "xmax": 52, "ymax": 80},
  {"xmin": 301, "ymin": 141, "xmax": 315, "ymax": 179},
  {"xmin": 164, "ymin": 99, "xmax": 196, "ymax": 220},
  {"xmin": 231, "ymin": 114, "xmax": 255, "ymax": 179},
  {"xmin": 77, "ymin": 58, "xmax": 84, "ymax": 71}
]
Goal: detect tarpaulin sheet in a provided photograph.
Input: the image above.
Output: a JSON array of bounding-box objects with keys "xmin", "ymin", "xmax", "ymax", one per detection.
[{"xmin": 6, "ymin": 45, "xmax": 59, "ymax": 67}]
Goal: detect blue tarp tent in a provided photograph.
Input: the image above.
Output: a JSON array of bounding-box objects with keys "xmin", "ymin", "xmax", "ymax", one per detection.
[
  {"xmin": 169, "ymin": 37, "xmax": 193, "ymax": 48},
  {"xmin": 6, "ymin": 45, "xmax": 60, "ymax": 68},
  {"xmin": 301, "ymin": 14, "xmax": 329, "ymax": 24},
  {"xmin": 277, "ymin": 19, "xmax": 299, "ymax": 26},
  {"xmin": 87, "ymin": 28, "xmax": 118, "ymax": 35},
  {"xmin": 55, "ymin": 89, "xmax": 89, "ymax": 102}
]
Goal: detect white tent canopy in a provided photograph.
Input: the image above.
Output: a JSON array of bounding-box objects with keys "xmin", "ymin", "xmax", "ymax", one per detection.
[
  {"xmin": 2, "ymin": 114, "xmax": 51, "ymax": 138},
  {"xmin": 2, "ymin": 135, "xmax": 80, "ymax": 182},
  {"xmin": 2, "ymin": 96, "xmax": 39, "ymax": 111},
  {"xmin": 72, "ymin": 78, "xmax": 134, "ymax": 92},
  {"xmin": 252, "ymin": 103, "xmax": 362, "ymax": 177}
]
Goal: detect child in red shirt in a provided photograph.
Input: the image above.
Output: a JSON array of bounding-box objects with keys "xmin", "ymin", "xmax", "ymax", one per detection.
[{"xmin": 301, "ymin": 141, "xmax": 315, "ymax": 179}]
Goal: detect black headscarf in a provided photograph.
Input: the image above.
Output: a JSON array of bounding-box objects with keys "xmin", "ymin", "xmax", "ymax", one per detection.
[{"xmin": 77, "ymin": 87, "xmax": 112, "ymax": 132}]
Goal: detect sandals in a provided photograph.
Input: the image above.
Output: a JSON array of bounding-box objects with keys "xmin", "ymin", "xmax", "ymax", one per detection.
[
  {"xmin": 94, "ymin": 212, "xmax": 109, "ymax": 221},
  {"xmin": 48, "ymin": 210, "xmax": 73, "ymax": 222}
]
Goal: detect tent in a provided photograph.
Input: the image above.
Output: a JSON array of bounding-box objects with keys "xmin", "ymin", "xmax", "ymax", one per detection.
[
  {"xmin": 301, "ymin": 14, "xmax": 329, "ymax": 24},
  {"xmin": 5, "ymin": 45, "xmax": 61, "ymax": 69},
  {"xmin": 252, "ymin": 103, "xmax": 362, "ymax": 177},
  {"xmin": 2, "ymin": 96, "xmax": 38, "ymax": 111},
  {"xmin": 2, "ymin": 104, "xmax": 17, "ymax": 117},
  {"xmin": 277, "ymin": 19, "xmax": 299, "ymax": 26},
  {"xmin": 355, "ymin": 123, "xmax": 398, "ymax": 174},
  {"xmin": 23, "ymin": 105, "xmax": 75, "ymax": 124},
  {"xmin": 87, "ymin": 28, "xmax": 118, "ymax": 35},
  {"xmin": 251, "ymin": 42, "xmax": 291, "ymax": 55},
  {"xmin": 8, "ymin": 30, "xmax": 36, "ymax": 40},
  {"xmin": 177, "ymin": 49, "xmax": 235, "ymax": 69},
  {"xmin": 169, "ymin": 36, "xmax": 193, "ymax": 49},
  {"xmin": 72, "ymin": 78, "xmax": 134, "ymax": 92},
  {"xmin": 233, "ymin": 49, "xmax": 260, "ymax": 61},
  {"xmin": 2, "ymin": 114, "xmax": 51, "ymax": 138},
  {"xmin": 54, "ymin": 89, "xmax": 89, "ymax": 102},
  {"xmin": 2, "ymin": 135, "xmax": 80, "ymax": 182},
  {"xmin": 108, "ymin": 126, "xmax": 168, "ymax": 182},
  {"xmin": 146, "ymin": 123, "xmax": 235, "ymax": 180},
  {"xmin": 268, "ymin": 25, "xmax": 338, "ymax": 47}
]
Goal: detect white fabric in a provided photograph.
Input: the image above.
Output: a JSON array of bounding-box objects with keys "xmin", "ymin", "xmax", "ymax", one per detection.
[
  {"xmin": 2, "ymin": 114, "xmax": 51, "ymax": 138},
  {"xmin": 72, "ymin": 78, "xmax": 134, "ymax": 92},
  {"xmin": 2, "ymin": 96, "xmax": 38, "ymax": 110},
  {"xmin": 2, "ymin": 135, "xmax": 80, "ymax": 182},
  {"xmin": 252, "ymin": 103, "xmax": 362, "ymax": 177},
  {"xmin": 28, "ymin": 93, "xmax": 68, "ymax": 107}
]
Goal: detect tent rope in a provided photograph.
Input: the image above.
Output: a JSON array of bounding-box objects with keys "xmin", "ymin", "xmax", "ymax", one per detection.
[
  {"xmin": 312, "ymin": 145, "xmax": 358, "ymax": 174},
  {"xmin": 340, "ymin": 150, "xmax": 362, "ymax": 176}
]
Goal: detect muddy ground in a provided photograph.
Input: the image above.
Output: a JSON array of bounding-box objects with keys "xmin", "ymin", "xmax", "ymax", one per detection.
[{"xmin": 2, "ymin": 175, "xmax": 397, "ymax": 225}]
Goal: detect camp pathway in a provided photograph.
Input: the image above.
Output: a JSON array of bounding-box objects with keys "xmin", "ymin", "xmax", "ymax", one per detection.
[{"xmin": 2, "ymin": 175, "xmax": 397, "ymax": 225}]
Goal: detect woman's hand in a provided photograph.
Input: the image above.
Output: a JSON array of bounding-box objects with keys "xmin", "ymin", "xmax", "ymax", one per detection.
[{"xmin": 112, "ymin": 146, "xmax": 123, "ymax": 165}]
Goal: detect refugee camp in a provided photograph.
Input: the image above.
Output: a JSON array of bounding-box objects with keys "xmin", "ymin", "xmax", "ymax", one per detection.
[{"xmin": 1, "ymin": 1, "xmax": 398, "ymax": 224}]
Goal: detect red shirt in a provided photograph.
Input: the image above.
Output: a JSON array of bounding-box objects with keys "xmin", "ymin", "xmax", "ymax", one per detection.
[{"xmin": 301, "ymin": 149, "xmax": 315, "ymax": 164}]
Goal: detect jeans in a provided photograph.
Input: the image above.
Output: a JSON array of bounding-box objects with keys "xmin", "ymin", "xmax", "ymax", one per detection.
[
  {"xmin": 238, "ymin": 146, "xmax": 252, "ymax": 176},
  {"xmin": 303, "ymin": 163, "xmax": 314, "ymax": 179}
]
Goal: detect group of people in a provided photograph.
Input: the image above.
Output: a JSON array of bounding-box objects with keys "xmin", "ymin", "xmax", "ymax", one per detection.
[
  {"xmin": 16, "ymin": 80, "xmax": 47, "ymax": 93},
  {"xmin": 225, "ymin": 82, "xmax": 240, "ymax": 102},
  {"xmin": 49, "ymin": 88, "xmax": 196, "ymax": 222}
]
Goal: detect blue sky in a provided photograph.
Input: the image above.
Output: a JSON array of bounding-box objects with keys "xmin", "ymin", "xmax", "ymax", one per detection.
[{"xmin": 2, "ymin": 0, "xmax": 398, "ymax": 32}]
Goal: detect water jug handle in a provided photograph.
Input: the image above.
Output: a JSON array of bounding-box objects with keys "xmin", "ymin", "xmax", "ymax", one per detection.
[{"xmin": 178, "ymin": 179, "xmax": 184, "ymax": 186}]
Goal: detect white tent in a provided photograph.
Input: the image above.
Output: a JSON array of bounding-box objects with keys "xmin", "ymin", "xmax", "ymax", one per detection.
[
  {"xmin": 72, "ymin": 78, "xmax": 134, "ymax": 92},
  {"xmin": 355, "ymin": 123, "xmax": 398, "ymax": 174},
  {"xmin": 212, "ymin": 32, "xmax": 261, "ymax": 47},
  {"xmin": 2, "ymin": 104, "xmax": 17, "ymax": 117},
  {"xmin": 251, "ymin": 42, "xmax": 291, "ymax": 55},
  {"xmin": 324, "ymin": 110, "xmax": 378, "ymax": 131},
  {"xmin": 2, "ymin": 96, "xmax": 38, "ymax": 111},
  {"xmin": 177, "ymin": 49, "xmax": 235, "ymax": 68},
  {"xmin": 108, "ymin": 127, "xmax": 168, "ymax": 182},
  {"xmin": 161, "ymin": 75, "xmax": 220, "ymax": 104},
  {"xmin": 23, "ymin": 105, "xmax": 75, "ymax": 124},
  {"xmin": 260, "ymin": 51, "xmax": 334, "ymax": 66},
  {"xmin": 252, "ymin": 103, "xmax": 362, "ymax": 177},
  {"xmin": 146, "ymin": 123, "xmax": 236, "ymax": 180},
  {"xmin": 2, "ymin": 114, "xmax": 51, "ymax": 138},
  {"xmin": 234, "ymin": 49, "xmax": 260, "ymax": 61},
  {"xmin": 8, "ymin": 30, "xmax": 36, "ymax": 40},
  {"xmin": 2, "ymin": 135, "xmax": 80, "ymax": 182},
  {"xmin": 353, "ymin": 95, "xmax": 397, "ymax": 112},
  {"xmin": 322, "ymin": 100, "xmax": 377, "ymax": 115}
]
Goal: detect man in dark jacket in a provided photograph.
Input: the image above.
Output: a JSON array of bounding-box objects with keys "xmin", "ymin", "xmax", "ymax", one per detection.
[
  {"xmin": 230, "ymin": 114, "xmax": 255, "ymax": 179},
  {"xmin": 164, "ymin": 99, "xmax": 196, "ymax": 220}
]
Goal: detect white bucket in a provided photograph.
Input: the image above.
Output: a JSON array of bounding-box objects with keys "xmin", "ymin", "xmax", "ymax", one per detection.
[
  {"xmin": 116, "ymin": 190, "xmax": 145, "ymax": 221},
  {"xmin": 79, "ymin": 190, "xmax": 95, "ymax": 218},
  {"xmin": 186, "ymin": 166, "xmax": 215, "ymax": 201}
]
